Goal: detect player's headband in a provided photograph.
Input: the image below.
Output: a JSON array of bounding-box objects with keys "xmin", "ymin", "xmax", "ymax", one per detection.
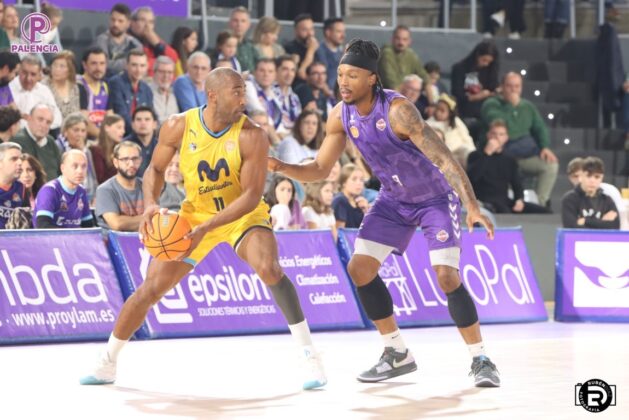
[{"xmin": 339, "ymin": 53, "xmax": 378, "ymax": 73}]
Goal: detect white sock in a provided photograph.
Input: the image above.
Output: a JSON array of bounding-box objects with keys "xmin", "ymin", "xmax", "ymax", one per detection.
[
  {"xmin": 288, "ymin": 320, "xmax": 314, "ymax": 355},
  {"xmin": 468, "ymin": 341, "xmax": 486, "ymax": 358},
  {"xmin": 382, "ymin": 329, "xmax": 406, "ymax": 352},
  {"xmin": 106, "ymin": 334, "xmax": 128, "ymax": 362}
]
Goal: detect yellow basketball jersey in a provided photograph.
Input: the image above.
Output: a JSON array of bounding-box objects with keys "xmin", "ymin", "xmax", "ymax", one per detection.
[{"xmin": 179, "ymin": 106, "xmax": 247, "ymax": 214}]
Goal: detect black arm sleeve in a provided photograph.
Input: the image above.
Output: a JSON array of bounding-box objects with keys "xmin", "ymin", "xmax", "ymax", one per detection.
[{"xmin": 36, "ymin": 215, "xmax": 57, "ymax": 229}]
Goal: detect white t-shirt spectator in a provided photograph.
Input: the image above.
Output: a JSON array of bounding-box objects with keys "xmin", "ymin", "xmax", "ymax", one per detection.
[
  {"xmin": 277, "ymin": 135, "xmax": 317, "ymax": 164},
  {"xmin": 302, "ymin": 206, "xmax": 335, "ymax": 229}
]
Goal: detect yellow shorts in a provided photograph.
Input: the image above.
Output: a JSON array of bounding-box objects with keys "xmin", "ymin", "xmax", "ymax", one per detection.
[{"xmin": 179, "ymin": 200, "xmax": 272, "ymax": 266}]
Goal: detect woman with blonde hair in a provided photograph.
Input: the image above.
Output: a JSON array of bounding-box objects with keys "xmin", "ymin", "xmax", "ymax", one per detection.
[
  {"xmin": 253, "ymin": 16, "xmax": 285, "ymax": 60},
  {"xmin": 90, "ymin": 114, "xmax": 125, "ymax": 184},
  {"xmin": 302, "ymin": 181, "xmax": 337, "ymax": 239},
  {"xmin": 44, "ymin": 51, "xmax": 86, "ymax": 120}
]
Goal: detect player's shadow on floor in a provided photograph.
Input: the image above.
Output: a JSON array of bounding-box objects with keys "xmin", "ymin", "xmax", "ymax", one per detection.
[
  {"xmin": 355, "ymin": 384, "xmax": 496, "ymax": 419},
  {"xmin": 114, "ymin": 386, "xmax": 301, "ymax": 419}
]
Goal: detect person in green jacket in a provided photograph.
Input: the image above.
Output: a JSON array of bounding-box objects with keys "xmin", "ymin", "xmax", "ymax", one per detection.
[
  {"xmin": 480, "ymin": 72, "xmax": 558, "ymax": 208},
  {"xmin": 0, "ymin": 2, "xmax": 11, "ymax": 50}
]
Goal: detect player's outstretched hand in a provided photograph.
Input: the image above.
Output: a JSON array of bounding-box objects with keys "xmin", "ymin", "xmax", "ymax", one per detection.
[
  {"xmin": 268, "ymin": 156, "xmax": 282, "ymax": 173},
  {"xmin": 139, "ymin": 205, "xmax": 166, "ymax": 243},
  {"xmin": 176, "ymin": 225, "xmax": 207, "ymax": 262},
  {"xmin": 466, "ymin": 208, "xmax": 495, "ymax": 240}
]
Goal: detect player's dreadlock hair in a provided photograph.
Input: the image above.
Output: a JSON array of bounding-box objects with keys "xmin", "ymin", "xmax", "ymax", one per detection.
[{"xmin": 343, "ymin": 38, "xmax": 385, "ymax": 100}]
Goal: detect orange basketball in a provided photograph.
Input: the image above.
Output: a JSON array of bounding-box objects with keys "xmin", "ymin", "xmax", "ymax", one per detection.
[{"xmin": 143, "ymin": 212, "xmax": 192, "ymax": 261}]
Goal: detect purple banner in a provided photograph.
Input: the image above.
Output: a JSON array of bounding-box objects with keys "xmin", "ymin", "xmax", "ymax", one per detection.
[
  {"xmin": 109, "ymin": 230, "xmax": 364, "ymax": 338},
  {"xmin": 556, "ymin": 230, "xmax": 629, "ymax": 322},
  {"xmin": 51, "ymin": 1, "xmax": 188, "ymax": 18},
  {"xmin": 0, "ymin": 229, "xmax": 124, "ymax": 344},
  {"xmin": 339, "ymin": 228, "xmax": 547, "ymax": 326}
]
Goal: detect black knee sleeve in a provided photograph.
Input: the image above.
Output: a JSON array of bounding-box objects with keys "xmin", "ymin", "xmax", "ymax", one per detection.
[
  {"xmin": 446, "ymin": 284, "xmax": 478, "ymax": 328},
  {"xmin": 356, "ymin": 275, "xmax": 393, "ymax": 321}
]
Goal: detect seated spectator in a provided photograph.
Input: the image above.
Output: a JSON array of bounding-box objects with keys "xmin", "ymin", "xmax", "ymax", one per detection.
[
  {"xmin": 467, "ymin": 120, "xmax": 549, "ymax": 214},
  {"xmin": 12, "ymin": 104, "xmax": 61, "ymax": 179},
  {"xmin": 0, "ymin": 142, "xmax": 27, "ymax": 228},
  {"xmin": 95, "ymin": 141, "xmax": 144, "ymax": 231},
  {"xmin": 245, "ymin": 58, "xmax": 282, "ymax": 128},
  {"xmin": 213, "ymin": 58, "xmax": 233, "ymax": 69},
  {"xmin": 273, "ymin": 56, "xmax": 302, "ymax": 136},
  {"xmin": 623, "ymin": 78, "xmax": 629, "ymax": 149},
  {"xmin": 10, "ymin": 55, "xmax": 63, "ymax": 130},
  {"xmin": 94, "ymin": 3, "xmax": 142, "ymax": 78},
  {"xmin": 34, "ymin": 149, "xmax": 95, "ymax": 228},
  {"xmin": 327, "ymin": 160, "xmax": 341, "ymax": 193},
  {"xmin": 0, "ymin": 2, "xmax": 8, "ymax": 49},
  {"xmin": 481, "ymin": 72, "xmax": 559, "ymax": 208},
  {"xmin": 315, "ymin": 17, "xmax": 345, "ymax": 91},
  {"xmin": 0, "ymin": 106, "xmax": 21, "ymax": 142},
  {"xmin": 159, "ymin": 152, "xmax": 185, "ymax": 211},
  {"xmin": 398, "ymin": 74, "xmax": 428, "ymax": 116},
  {"xmin": 19, "ymin": 153, "xmax": 47, "ymax": 208},
  {"xmin": 253, "ymin": 17, "xmax": 285, "ymax": 60},
  {"xmin": 426, "ymin": 94, "xmax": 475, "ymax": 168},
  {"xmin": 332, "ymin": 163, "xmax": 368, "ymax": 229},
  {"xmin": 567, "ymin": 157, "xmax": 627, "ymax": 230},
  {"xmin": 425, "ymin": 61, "xmax": 448, "ymax": 101},
  {"xmin": 562, "ymin": 156, "xmax": 619, "ymax": 229},
  {"xmin": 107, "ymin": 49, "xmax": 153, "ymax": 135},
  {"xmin": 44, "ymin": 51, "xmax": 86, "ymax": 121},
  {"xmin": 213, "ymin": 31, "xmax": 242, "ymax": 73},
  {"xmin": 228, "ymin": 6, "xmax": 259, "ymax": 73},
  {"xmin": 129, "ymin": 6, "xmax": 179, "ymax": 77},
  {"xmin": 265, "ymin": 175, "xmax": 307, "ymax": 230},
  {"xmin": 284, "ymin": 13, "xmax": 318, "ymax": 86},
  {"xmin": 78, "ymin": 47, "xmax": 110, "ymax": 139},
  {"xmin": 124, "ymin": 106, "xmax": 158, "ymax": 178},
  {"xmin": 0, "ymin": 51, "xmax": 20, "ymax": 107},
  {"xmin": 302, "ymin": 180, "xmax": 336, "ymax": 238},
  {"xmin": 170, "ymin": 26, "xmax": 199, "ymax": 77},
  {"xmin": 39, "ymin": 3, "xmax": 63, "ymax": 64},
  {"xmin": 173, "ymin": 51, "xmax": 211, "ymax": 111},
  {"xmin": 451, "ymin": 40, "xmax": 499, "ymax": 120},
  {"xmin": 148, "ymin": 56, "xmax": 179, "ymax": 124},
  {"xmin": 2, "ymin": 5, "xmax": 19, "ymax": 46},
  {"xmin": 250, "ymin": 109, "xmax": 280, "ymax": 148},
  {"xmin": 91, "ymin": 114, "xmax": 125, "ymax": 184},
  {"xmin": 277, "ymin": 109, "xmax": 323, "ymax": 164},
  {"xmin": 295, "ymin": 62, "xmax": 335, "ymax": 121}
]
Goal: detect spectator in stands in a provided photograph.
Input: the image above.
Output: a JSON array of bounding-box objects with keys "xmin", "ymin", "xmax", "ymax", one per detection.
[
  {"xmin": 170, "ymin": 26, "xmax": 198, "ymax": 77},
  {"xmin": 19, "ymin": 153, "xmax": 46, "ymax": 208},
  {"xmin": 333, "ymin": 163, "xmax": 368, "ymax": 229},
  {"xmin": 250, "ymin": 109, "xmax": 280, "ymax": 148},
  {"xmin": 78, "ymin": 47, "xmax": 110, "ymax": 139},
  {"xmin": 228, "ymin": 6, "xmax": 259, "ymax": 73},
  {"xmin": 567, "ymin": 157, "xmax": 627, "ymax": 229},
  {"xmin": 0, "ymin": 51, "xmax": 20, "ymax": 107},
  {"xmin": 10, "ymin": 55, "xmax": 63, "ymax": 130},
  {"xmin": 273, "ymin": 55, "xmax": 302, "ymax": 136},
  {"xmin": 482, "ymin": 2, "xmax": 526, "ymax": 39},
  {"xmin": 95, "ymin": 141, "xmax": 144, "ymax": 231},
  {"xmin": 277, "ymin": 109, "xmax": 323, "ymax": 164},
  {"xmin": 44, "ymin": 51, "xmax": 86, "ymax": 121},
  {"xmin": 316, "ymin": 17, "xmax": 345, "ymax": 91},
  {"xmin": 124, "ymin": 106, "xmax": 157, "ymax": 178},
  {"xmin": 295, "ymin": 62, "xmax": 335, "ymax": 122},
  {"xmin": 2, "ymin": 4, "xmax": 19, "ymax": 47},
  {"xmin": 0, "ymin": 106, "xmax": 21, "ymax": 142},
  {"xmin": 173, "ymin": 51, "xmax": 210, "ymax": 112},
  {"xmin": 95, "ymin": 3, "xmax": 142, "ymax": 78},
  {"xmin": 253, "ymin": 17, "xmax": 285, "ymax": 61},
  {"xmin": 302, "ymin": 180, "xmax": 336, "ymax": 237},
  {"xmin": 0, "ymin": 1, "xmax": 8, "ymax": 49},
  {"xmin": 148, "ymin": 56, "xmax": 178, "ymax": 124},
  {"xmin": 245, "ymin": 58, "xmax": 282, "ymax": 128},
  {"xmin": 399, "ymin": 74, "xmax": 423, "ymax": 107},
  {"xmin": 378, "ymin": 25, "xmax": 431, "ymax": 101},
  {"xmin": 451, "ymin": 40, "xmax": 499, "ymax": 120},
  {"xmin": 426, "ymin": 93, "xmax": 475, "ymax": 169},
  {"xmin": 40, "ymin": 3, "xmax": 63, "ymax": 61},
  {"xmin": 91, "ymin": 114, "xmax": 125, "ymax": 184},
  {"xmin": 327, "ymin": 160, "xmax": 341, "ymax": 193},
  {"xmin": 467, "ymin": 120, "xmax": 548, "ymax": 214},
  {"xmin": 159, "ymin": 152, "xmax": 185, "ymax": 211},
  {"xmin": 34, "ymin": 149, "xmax": 95, "ymax": 228},
  {"xmin": 212, "ymin": 31, "xmax": 242, "ymax": 73},
  {"xmin": 129, "ymin": 6, "xmax": 179, "ymax": 77},
  {"xmin": 544, "ymin": 0, "xmax": 569, "ymax": 39},
  {"xmin": 108, "ymin": 49, "xmax": 153, "ymax": 135},
  {"xmin": 481, "ymin": 72, "xmax": 558, "ymax": 208},
  {"xmin": 12, "ymin": 104, "xmax": 61, "ymax": 179},
  {"xmin": 562, "ymin": 156, "xmax": 619, "ymax": 229},
  {"xmin": 284, "ymin": 13, "xmax": 318, "ymax": 86},
  {"xmin": 425, "ymin": 61, "xmax": 447, "ymax": 100},
  {"xmin": 213, "ymin": 58, "xmax": 232, "ymax": 69},
  {"xmin": 265, "ymin": 174, "xmax": 307, "ymax": 230},
  {"xmin": 623, "ymin": 78, "xmax": 629, "ymax": 149},
  {"xmin": 0, "ymin": 142, "xmax": 26, "ymax": 228}
]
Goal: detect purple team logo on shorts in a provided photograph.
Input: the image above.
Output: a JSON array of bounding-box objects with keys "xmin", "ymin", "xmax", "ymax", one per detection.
[{"xmin": 11, "ymin": 13, "xmax": 60, "ymax": 54}]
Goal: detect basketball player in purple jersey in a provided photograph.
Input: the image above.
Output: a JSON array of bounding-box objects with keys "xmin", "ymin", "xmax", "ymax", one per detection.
[{"xmin": 269, "ymin": 39, "xmax": 500, "ymax": 387}]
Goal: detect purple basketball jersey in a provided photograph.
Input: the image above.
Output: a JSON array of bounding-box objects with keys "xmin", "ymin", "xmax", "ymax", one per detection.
[
  {"xmin": 341, "ymin": 89, "xmax": 451, "ymax": 204},
  {"xmin": 78, "ymin": 75, "xmax": 109, "ymax": 127},
  {"xmin": 34, "ymin": 178, "xmax": 92, "ymax": 228},
  {"xmin": 0, "ymin": 181, "xmax": 25, "ymax": 228}
]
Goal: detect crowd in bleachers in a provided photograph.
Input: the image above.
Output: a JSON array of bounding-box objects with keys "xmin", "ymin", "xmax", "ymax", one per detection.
[{"xmin": 0, "ymin": 2, "xmax": 627, "ymax": 234}]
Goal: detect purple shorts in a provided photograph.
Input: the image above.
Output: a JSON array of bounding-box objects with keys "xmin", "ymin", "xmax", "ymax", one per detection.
[{"xmin": 357, "ymin": 191, "xmax": 462, "ymax": 254}]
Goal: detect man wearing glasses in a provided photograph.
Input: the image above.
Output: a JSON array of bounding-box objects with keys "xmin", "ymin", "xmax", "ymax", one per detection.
[
  {"xmin": 95, "ymin": 141, "xmax": 144, "ymax": 232},
  {"xmin": 173, "ymin": 52, "xmax": 212, "ymax": 112}
]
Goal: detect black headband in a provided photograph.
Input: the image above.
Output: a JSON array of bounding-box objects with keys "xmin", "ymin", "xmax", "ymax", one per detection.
[{"xmin": 339, "ymin": 53, "xmax": 378, "ymax": 73}]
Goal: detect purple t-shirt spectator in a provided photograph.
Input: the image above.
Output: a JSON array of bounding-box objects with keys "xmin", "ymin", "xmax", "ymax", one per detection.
[
  {"xmin": 0, "ymin": 85, "xmax": 14, "ymax": 106},
  {"xmin": 34, "ymin": 178, "xmax": 93, "ymax": 228},
  {"xmin": 0, "ymin": 180, "xmax": 26, "ymax": 228}
]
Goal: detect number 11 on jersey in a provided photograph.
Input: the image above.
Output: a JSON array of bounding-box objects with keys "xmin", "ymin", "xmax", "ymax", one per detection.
[{"xmin": 213, "ymin": 196, "xmax": 225, "ymax": 211}]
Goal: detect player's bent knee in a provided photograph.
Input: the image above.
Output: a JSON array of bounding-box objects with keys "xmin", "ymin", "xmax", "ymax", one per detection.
[
  {"xmin": 347, "ymin": 259, "xmax": 378, "ymax": 286},
  {"xmin": 253, "ymin": 259, "xmax": 283, "ymax": 285},
  {"xmin": 434, "ymin": 265, "xmax": 461, "ymax": 293}
]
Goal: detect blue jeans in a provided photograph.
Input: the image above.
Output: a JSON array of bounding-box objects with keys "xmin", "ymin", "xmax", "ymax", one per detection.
[{"xmin": 544, "ymin": 0, "xmax": 569, "ymax": 23}]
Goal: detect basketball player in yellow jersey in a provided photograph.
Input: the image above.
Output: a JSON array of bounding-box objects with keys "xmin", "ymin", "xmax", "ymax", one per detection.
[{"xmin": 80, "ymin": 68, "xmax": 327, "ymax": 390}]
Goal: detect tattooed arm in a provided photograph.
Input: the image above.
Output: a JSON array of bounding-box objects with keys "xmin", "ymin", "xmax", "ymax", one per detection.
[{"xmin": 389, "ymin": 97, "xmax": 494, "ymax": 238}]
